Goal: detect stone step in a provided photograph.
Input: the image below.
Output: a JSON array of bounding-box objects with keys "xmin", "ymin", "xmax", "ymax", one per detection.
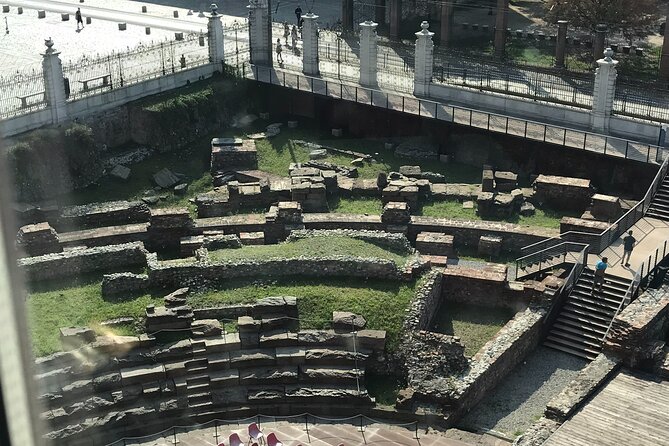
[
  {"xmin": 548, "ymin": 328, "xmax": 603, "ymax": 349},
  {"xmin": 299, "ymin": 366, "xmax": 364, "ymax": 384},
  {"xmin": 187, "ymin": 392, "xmax": 212, "ymax": 406},
  {"xmin": 556, "ymin": 317, "xmax": 607, "ymax": 337},
  {"xmin": 562, "ymin": 304, "xmax": 615, "ymax": 324},
  {"xmin": 546, "ymin": 335, "xmax": 601, "ymax": 356},
  {"xmin": 574, "ymin": 281, "xmax": 628, "ymax": 300},
  {"xmin": 186, "ymin": 374, "xmax": 210, "ymax": 386},
  {"xmin": 646, "ymin": 210, "xmax": 669, "ymax": 221},
  {"xmin": 559, "ymin": 310, "xmax": 610, "ymax": 330},
  {"xmin": 544, "ymin": 340, "xmax": 597, "ymax": 361},
  {"xmin": 187, "ymin": 382, "xmax": 211, "ymax": 392},
  {"xmin": 185, "ymin": 358, "xmax": 208, "ymax": 370},
  {"xmin": 579, "ymin": 271, "xmax": 631, "ymax": 289},
  {"xmin": 569, "ymin": 292, "xmax": 622, "ymax": 311},
  {"xmin": 553, "ymin": 322, "xmax": 605, "ymax": 342}
]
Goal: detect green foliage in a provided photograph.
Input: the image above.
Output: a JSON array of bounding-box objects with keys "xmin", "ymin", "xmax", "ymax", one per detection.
[
  {"xmin": 365, "ymin": 374, "xmax": 406, "ymax": 406},
  {"xmin": 207, "ymin": 236, "xmax": 410, "ymax": 265},
  {"xmin": 328, "ymin": 197, "xmax": 384, "ymax": 214},
  {"xmin": 432, "ymin": 302, "xmax": 516, "ymax": 357}
]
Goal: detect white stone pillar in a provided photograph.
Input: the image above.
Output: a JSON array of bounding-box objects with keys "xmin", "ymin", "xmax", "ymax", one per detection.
[
  {"xmin": 247, "ymin": 0, "xmax": 270, "ymax": 65},
  {"xmin": 591, "ymin": 48, "xmax": 618, "ymax": 133},
  {"xmin": 302, "ymin": 13, "xmax": 320, "ymax": 76},
  {"xmin": 414, "ymin": 21, "xmax": 434, "ymax": 97},
  {"xmin": 359, "ymin": 20, "xmax": 378, "ymax": 87},
  {"xmin": 207, "ymin": 3, "xmax": 225, "ymax": 65},
  {"xmin": 42, "ymin": 39, "xmax": 67, "ymax": 125}
]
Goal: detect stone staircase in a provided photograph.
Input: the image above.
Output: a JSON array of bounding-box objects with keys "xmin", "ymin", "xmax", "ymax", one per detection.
[
  {"xmin": 186, "ymin": 339, "xmax": 213, "ymax": 410},
  {"xmin": 647, "ymin": 174, "xmax": 669, "ymax": 221},
  {"xmin": 544, "ymin": 269, "xmax": 630, "ymax": 360}
]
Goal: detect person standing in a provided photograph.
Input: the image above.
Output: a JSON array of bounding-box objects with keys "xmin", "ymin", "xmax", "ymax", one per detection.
[
  {"xmin": 295, "ymin": 6, "xmax": 302, "ymax": 26},
  {"xmin": 283, "ymin": 22, "xmax": 290, "ymax": 45},
  {"xmin": 291, "ymin": 25, "xmax": 298, "ymax": 51},
  {"xmin": 75, "ymin": 8, "xmax": 84, "ymax": 30},
  {"xmin": 275, "ymin": 38, "xmax": 284, "ymax": 64},
  {"xmin": 592, "ymin": 257, "xmax": 609, "ymax": 294},
  {"xmin": 622, "ymin": 230, "xmax": 636, "ymax": 267}
]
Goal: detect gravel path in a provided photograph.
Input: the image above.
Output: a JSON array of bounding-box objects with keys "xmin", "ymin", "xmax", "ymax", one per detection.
[{"xmin": 458, "ymin": 346, "xmax": 587, "ymax": 438}]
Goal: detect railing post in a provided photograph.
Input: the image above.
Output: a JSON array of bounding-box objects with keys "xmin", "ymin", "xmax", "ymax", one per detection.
[
  {"xmin": 207, "ymin": 4, "xmax": 225, "ymax": 66},
  {"xmin": 41, "ymin": 39, "xmax": 68, "ymax": 125},
  {"xmin": 359, "ymin": 20, "xmax": 379, "ymax": 88},
  {"xmin": 413, "ymin": 21, "xmax": 434, "ymax": 97},
  {"xmin": 591, "ymin": 48, "xmax": 618, "ymax": 133},
  {"xmin": 247, "ymin": 0, "xmax": 270, "ymax": 65},
  {"xmin": 302, "ymin": 13, "xmax": 320, "ymax": 76}
]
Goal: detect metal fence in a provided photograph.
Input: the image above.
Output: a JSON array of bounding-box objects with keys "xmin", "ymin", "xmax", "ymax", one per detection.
[
  {"xmin": 614, "ymin": 81, "xmax": 669, "ymax": 123},
  {"xmin": 318, "ymin": 31, "xmax": 361, "ymax": 82},
  {"xmin": 62, "ymin": 34, "xmax": 210, "ymax": 101},
  {"xmin": 0, "ymin": 67, "xmax": 48, "ymax": 119},
  {"xmin": 431, "ymin": 53, "xmax": 595, "ymax": 109}
]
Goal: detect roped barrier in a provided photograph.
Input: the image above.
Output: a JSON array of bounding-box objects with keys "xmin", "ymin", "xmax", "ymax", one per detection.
[{"xmin": 103, "ymin": 413, "xmax": 421, "ymax": 446}]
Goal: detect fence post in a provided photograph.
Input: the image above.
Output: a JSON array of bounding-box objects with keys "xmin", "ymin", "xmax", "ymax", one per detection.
[
  {"xmin": 493, "ymin": 0, "xmax": 509, "ymax": 58},
  {"xmin": 359, "ymin": 20, "xmax": 378, "ymax": 88},
  {"xmin": 555, "ymin": 20, "xmax": 568, "ymax": 68},
  {"xmin": 207, "ymin": 4, "xmax": 225, "ymax": 67},
  {"xmin": 413, "ymin": 21, "xmax": 434, "ymax": 97},
  {"xmin": 41, "ymin": 38, "xmax": 68, "ymax": 125},
  {"xmin": 247, "ymin": 0, "xmax": 270, "ymax": 65},
  {"xmin": 302, "ymin": 13, "xmax": 320, "ymax": 76},
  {"xmin": 590, "ymin": 48, "xmax": 618, "ymax": 133}
]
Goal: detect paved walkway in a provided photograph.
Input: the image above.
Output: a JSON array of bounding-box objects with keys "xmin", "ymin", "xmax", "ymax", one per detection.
[
  {"xmin": 543, "ymin": 370, "xmax": 669, "ymax": 446},
  {"xmin": 597, "ymin": 216, "xmax": 669, "ymax": 280},
  {"xmin": 122, "ymin": 420, "xmax": 472, "ymax": 446}
]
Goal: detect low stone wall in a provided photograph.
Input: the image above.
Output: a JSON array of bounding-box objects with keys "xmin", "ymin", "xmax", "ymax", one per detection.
[
  {"xmin": 57, "ymin": 201, "xmax": 151, "ymax": 230},
  {"xmin": 450, "ymin": 307, "xmax": 546, "ymax": 418},
  {"xmin": 512, "ymin": 417, "xmax": 562, "ymax": 446},
  {"xmin": 101, "ymin": 272, "xmax": 150, "ymax": 298},
  {"xmin": 409, "ymin": 217, "xmax": 555, "ymax": 254},
  {"xmin": 18, "ymin": 242, "xmax": 149, "ymax": 281},
  {"xmin": 147, "ymin": 253, "xmax": 402, "ymax": 289},
  {"xmin": 58, "ymin": 223, "xmax": 149, "ymax": 249},
  {"xmin": 604, "ymin": 285, "xmax": 669, "ymax": 367},
  {"xmin": 544, "ymin": 353, "xmax": 621, "ymax": 422},
  {"xmin": 403, "ymin": 270, "xmax": 443, "ymax": 332},
  {"xmin": 287, "ymin": 229, "xmax": 414, "ymax": 254}
]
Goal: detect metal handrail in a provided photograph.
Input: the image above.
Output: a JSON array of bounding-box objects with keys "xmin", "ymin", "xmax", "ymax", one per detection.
[
  {"xmin": 543, "ymin": 244, "xmax": 589, "ymax": 325},
  {"xmin": 515, "ymin": 242, "xmax": 588, "ymax": 280}
]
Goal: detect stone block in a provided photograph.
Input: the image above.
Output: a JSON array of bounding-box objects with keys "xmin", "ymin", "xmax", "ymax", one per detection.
[
  {"xmin": 211, "ymin": 139, "xmax": 258, "ymax": 171},
  {"xmin": 37, "ymin": 9, "xmax": 45, "ymax": 18},
  {"xmin": 239, "ymin": 231, "xmax": 264, "ymax": 245},
  {"xmin": 309, "ymin": 149, "xmax": 328, "ymax": 160},
  {"xmin": 174, "ymin": 183, "xmax": 188, "ymax": 195},
  {"xmin": 416, "ymin": 232, "xmax": 454, "ymax": 256},
  {"xmin": 61, "ymin": 13, "xmax": 69, "ymax": 20},
  {"xmin": 591, "ymin": 194, "xmax": 621, "ymax": 221},
  {"xmin": 481, "ymin": 169, "xmax": 494, "ymax": 192},
  {"xmin": 164, "ymin": 287, "xmax": 189, "ymax": 307},
  {"xmin": 382, "ymin": 201, "xmax": 411, "ymax": 225},
  {"xmin": 478, "ymin": 235, "xmax": 503, "ymax": 257},
  {"xmin": 494, "ymin": 171, "xmax": 518, "ymax": 193},
  {"xmin": 86, "ymin": 16, "xmax": 91, "ymax": 24},
  {"xmin": 534, "ymin": 174, "xmax": 593, "ymax": 211},
  {"xmin": 118, "ymin": 22, "xmax": 127, "ymax": 30},
  {"xmin": 60, "ymin": 327, "xmax": 96, "ymax": 350},
  {"xmin": 110, "ymin": 164, "xmax": 131, "ymax": 181},
  {"xmin": 101, "ymin": 272, "xmax": 149, "ymax": 298},
  {"xmin": 238, "ymin": 316, "xmax": 261, "ymax": 333},
  {"xmin": 520, "ymin": 202, "xmax": 536, "ymax": 216},
  {"xmin": 16, "ymin": 222, "xmax": 61, "ymax": 256},
  {"xmin": 332, "ymin": 312, "xmax": 367, "ymax": 332},
  {"xmin": 351, "ymin": 158, "xmax": 365, "ymax": 167},
  {"xmin": 559, "ymin": 217, "xmax": 609, "ymax": 235},
  {"xmin": 191, "ymin": 319, "xmax": 222, "ymax": 337},
  {"xmin": 399, "ymin": 165, "xmax": 422, "ymax": 178}
]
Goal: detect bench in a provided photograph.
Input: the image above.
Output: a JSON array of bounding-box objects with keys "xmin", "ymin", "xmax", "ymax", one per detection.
[
  {"xmin": 16, "ymin": 91, "xmax": 46, "ymax": 108},
  {"xmin": 79, "ymin": 74, "xmax": 111, "ymax": 92}
]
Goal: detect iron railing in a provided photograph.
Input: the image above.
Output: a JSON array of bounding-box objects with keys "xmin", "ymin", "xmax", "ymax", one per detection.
[
  {"xmin": 515, "ymin": 242, "xmax": 589, "ymax": 281},
  {"xmin": 543, "ymin": 244, "xmax": 590, "ymax": 327},
  {"xmin": 248, "ymin": 64, "xmax": 665, "ymax": 165},
  {"xmin": 0, "ymin": 67, "xmax": 47, "ymax": 119},
  {"xmin": 62, "ymin": 34, "xmax": 210, "ymax": 100},
  {"xmin": 614, "ymin": 80, "xmax": 669, "ymax": 123}
]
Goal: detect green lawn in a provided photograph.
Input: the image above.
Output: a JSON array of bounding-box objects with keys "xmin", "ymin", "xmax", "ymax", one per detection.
[
  {"xmin": 432, "ymin": 301, "xmax": 516, "ymax": 357},
  {"xmin": 28, "ymin": 275, "xmax": 416, "ymax": 356},
  {"xmin": 328, "ymin": 196, "xmax": 384, "ymax": 214},
  {"xmin": 207, "ymin": 236, "xmax": 410, "ymax": 265}
]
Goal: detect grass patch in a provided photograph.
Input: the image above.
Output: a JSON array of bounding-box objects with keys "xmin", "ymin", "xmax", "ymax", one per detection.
[
  {"xmin": 27, "ymin": 275, "xmax": 164, "ymax": 357},
  {"xmin": 328, "ymin": 196, "xmax": 384, "ymax": 214},
  {"xmin": 207, "ymin": 236, "xmax": 410, "ymax": 265},
  {"xmin": 365, "ymin": 374, "xmax": 405, "ymax": 406},
  {"xmin": 432, "ymin": 301, "xmax": 516, "ymax": 357},
  {"xmin": 186, "ymin": 277, "xmax": 417, "ymax": 351}
]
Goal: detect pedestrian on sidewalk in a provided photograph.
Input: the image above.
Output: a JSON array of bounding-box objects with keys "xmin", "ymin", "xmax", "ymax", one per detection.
[
  {"xmin": 592, "ymin": 257, "xmax": 609, "ymax": 294},
  {"xmin": 291, "ymin": 25, "xmax": 298, "ymax": 51},
  {"xmin": 275, "ymin": 38, "xmax": 283, "ymax": 64},
  {"xmin": 622, "ymin": 230, "xmax": 636, "ymax": 267},
  {"xmin": 75, "ymin": 8, "xmax": 84, "ymax": 30},
  {"xmin": 283, "ymin": 22, "xmax": 290, "ymax": 46},
  {"xmin": 295, "ymin": 6, "xmax": 302, "ymax": 26}
]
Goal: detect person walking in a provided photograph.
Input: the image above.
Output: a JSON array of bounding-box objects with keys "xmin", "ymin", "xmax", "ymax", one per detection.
[
  {"xmin": 283, "ymin": 22, "xmax": 290, "ymax": 46},
  {"xmin": 295, "ymin": 6, "xmax": 302, "ymax": 26},
  {"xmin": 75, "ymin": 7, "xmax": 84, "ymax": 30},
  {"xmin": 622, "ymin": 230, "xmax": 636, "ymax": 267},
  {"xmin": 291, "ymin": 25, "xmax": 298, "ymax": 51},
  {"xmin": 275, "ymin": 38, "xmax": 284, "ymax": 64},
  {"xmin": 592, "ymin": 257, "xmax": 609, "ymax": 294}
]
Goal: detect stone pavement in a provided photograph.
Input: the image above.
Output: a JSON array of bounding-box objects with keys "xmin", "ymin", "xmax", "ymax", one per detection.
[
  {"xmin": 598, "ymin": 216, "xmax": 669, "ymax": 280},
  {"xmin": 124, "ymin": 420, "xmax": 473, "ymax": 446}
]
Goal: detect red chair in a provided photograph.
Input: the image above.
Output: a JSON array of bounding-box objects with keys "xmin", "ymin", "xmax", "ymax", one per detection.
[
  {"xmin": 266, "ymin": 433, "xmax": 283, "ymax": 446},
  {"xmin": 248, "ymin": 422, "xmax": 265, "ymax": 445},
  {"xmin": 229, "ymin": 433, "xmax": 245, "ymax": 446}
]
